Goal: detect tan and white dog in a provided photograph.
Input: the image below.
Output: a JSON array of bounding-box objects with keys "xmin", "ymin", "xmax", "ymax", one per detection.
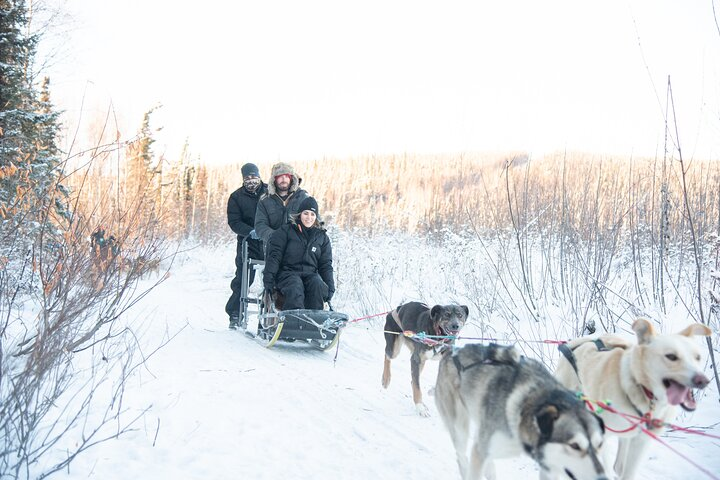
[{"xmin": 555, "ymin": 318, "xmax": 712, "ymax": 480}]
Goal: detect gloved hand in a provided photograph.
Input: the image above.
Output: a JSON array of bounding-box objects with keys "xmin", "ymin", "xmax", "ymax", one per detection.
[
  {"xmin": 249, "ymin": 229, "xmax": 259, "ymax": 240},
  {"xmin": 325, "ymin": 292, "xmax": 334, "ymax": 302}
]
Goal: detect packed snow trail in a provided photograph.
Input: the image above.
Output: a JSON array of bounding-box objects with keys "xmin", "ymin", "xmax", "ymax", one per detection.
[{"xmin": 37, "ymin": 245, "xmax": 720, "ymax": 480}]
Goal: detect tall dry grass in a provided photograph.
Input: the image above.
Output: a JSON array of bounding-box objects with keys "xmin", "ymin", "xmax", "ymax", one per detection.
[
  {"xmin": 209, "ymin": 152, "xmax": 718, "ymax": 241},
  {"xmin": 67, "ymin": 147, "xmax": 719, "ymax": 267}
]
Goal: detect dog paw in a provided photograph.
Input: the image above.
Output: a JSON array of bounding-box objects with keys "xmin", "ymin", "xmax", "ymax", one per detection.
[{"xmin": 416, "ymin": 403, "xmax": 431, "ymax": 417}]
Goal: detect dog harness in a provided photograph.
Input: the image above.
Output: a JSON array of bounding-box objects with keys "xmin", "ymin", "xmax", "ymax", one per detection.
[
  {"xmin": 557, "ymin": 339, "xmax": 609, "ymax": 378},
  {"xmin": 558, "ymin": 340, "xmax": 659, "ymax": 425},
  {"xmin": 391, "ymin": 308, "xmax": 454, "ymax": 354}
]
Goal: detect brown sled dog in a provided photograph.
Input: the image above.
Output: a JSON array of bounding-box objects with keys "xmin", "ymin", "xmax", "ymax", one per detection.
[{"xmin": 381, "ymin": 301, "xmax": 468, "ymax": 416}]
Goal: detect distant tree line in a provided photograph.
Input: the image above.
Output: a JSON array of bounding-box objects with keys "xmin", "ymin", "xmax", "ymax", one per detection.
[
  {"xmin": 85, "ymin": 148, "xmax": 717, "ymax": 249},
  {"xmin": 195, "ymin": 153, "xmax": 719, "ymax": 243}
]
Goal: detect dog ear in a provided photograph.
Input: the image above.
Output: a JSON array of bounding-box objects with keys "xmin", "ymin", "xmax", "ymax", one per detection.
[
  {"xmin": 430, "ymin": 305, "xmax": 443, "ymax": 320},
  {"xmin": 677, "ymin": 323, "xmax": 712, "ymax": 337},
  {"xmin": 632, "ymin": 318, "xmax": 656, "ymax": 345},
  {"xmin": 535, "ymin": 405, "xmax": 559, "ymax": 440},
  {"xmin": 461, "ymin": 305, "xmax": 469, "ymax": 317}
]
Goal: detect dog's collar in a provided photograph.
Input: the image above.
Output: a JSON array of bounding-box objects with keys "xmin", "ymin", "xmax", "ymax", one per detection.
[
  {"xmin": 641, "ymin": 385, "xmax": 655, "ymax": 401},
  {"xmin": 640, "ymin": 384, "xmax": 658, "ymax": 414},
  {"xmin": 626, "ymin": 382, "xmax": 656, "ymax": 418}
]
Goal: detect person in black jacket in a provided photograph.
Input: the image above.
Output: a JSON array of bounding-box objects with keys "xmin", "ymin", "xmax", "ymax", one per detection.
[
  {"xmin": 263, "ymin": 196, "xmax": 335, "ymax": 311},
  {"xmin": 225, "ymin": 163, "xmax": 268, "ymax": 328},
  {"xmin": 254, "ymin": 162, "xmax": 310, "ymax": 245}
]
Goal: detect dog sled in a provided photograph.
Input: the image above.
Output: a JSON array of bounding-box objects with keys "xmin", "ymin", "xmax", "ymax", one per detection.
[{"xmin": 236, "ymin": 238, "xmax": 348, "ymax": 350}]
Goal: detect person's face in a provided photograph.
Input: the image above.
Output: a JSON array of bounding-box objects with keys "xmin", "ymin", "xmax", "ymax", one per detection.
[
  {"xmin": 300, "ymin": 210, "xmax": 316, "ymax": 228},
  {"xmin": 243, "ymin": 175, "xmax": 261, "ymax": 192},
  {"xmin": 274, "ymin": 174, "xmax": 292, "ymax": 193}
]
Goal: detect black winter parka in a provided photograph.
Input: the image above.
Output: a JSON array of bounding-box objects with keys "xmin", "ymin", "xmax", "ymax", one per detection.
[
  {"xmin": 263, "ymin": 222, "xmax": 335, "ymax": 298},
  {"xmin": 254, "ymin": 189, "xmax": 309, "ymax": 244},
  {"xmin": 227, "ymin": 183, "xmax": 268, "ymax": 256}
]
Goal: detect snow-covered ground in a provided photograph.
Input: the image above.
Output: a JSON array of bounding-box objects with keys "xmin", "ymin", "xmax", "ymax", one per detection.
[{"xmin": 36, "ymin": 240, "xmax": 720, "ymax": 480}]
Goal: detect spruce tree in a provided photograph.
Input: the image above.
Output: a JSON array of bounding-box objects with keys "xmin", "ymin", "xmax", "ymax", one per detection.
[
  {"xmin": 0, "ymin": 0, "xmax": 65, "ymax": 246},
  {"xmin": 124, "ymin": 109, "xmax": 159, "ymax": 223}
]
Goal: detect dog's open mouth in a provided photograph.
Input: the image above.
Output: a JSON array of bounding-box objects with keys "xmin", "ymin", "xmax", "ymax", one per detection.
[
  {"xmin": 442, "ymin": 327, "xmax": 461, "ymax": 336},
  {"xmin": 663, "ymin": 379, "xmax": 697, "ymax": 411}
]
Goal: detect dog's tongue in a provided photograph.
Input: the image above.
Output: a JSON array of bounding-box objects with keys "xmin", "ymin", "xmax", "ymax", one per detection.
[{"xmin": 665, "ymin": 380, "xmax": 690, "ymax": 406}]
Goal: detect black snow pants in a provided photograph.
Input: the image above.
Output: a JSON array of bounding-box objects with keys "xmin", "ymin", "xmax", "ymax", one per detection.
[{"xmin": 276, "ymin": 272, "xmax": 329, "ymax": 310}]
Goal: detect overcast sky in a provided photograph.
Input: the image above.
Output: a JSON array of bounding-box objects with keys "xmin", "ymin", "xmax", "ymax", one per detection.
[{"xmin": 43, "ymin": 0, "xmax": 720, "ymax": 164}]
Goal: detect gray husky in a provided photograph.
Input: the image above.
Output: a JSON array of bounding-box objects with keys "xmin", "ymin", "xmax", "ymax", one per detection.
[{"xmin": 435, "ymin": 344, "xmax": 607, "ymax": 480}]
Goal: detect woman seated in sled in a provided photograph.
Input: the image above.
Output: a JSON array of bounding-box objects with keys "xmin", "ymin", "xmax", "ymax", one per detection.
[{"xmin": 262, "ymin": 196, "xmax": 335, "ymax": 311}]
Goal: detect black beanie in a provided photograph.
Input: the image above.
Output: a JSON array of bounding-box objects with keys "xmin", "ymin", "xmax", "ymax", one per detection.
[
  {"xmin": 241, "ymin": 163, "xmax": 260, "ymax": 178},
  {"xmin": 298, "ymin": 196, "xmax": 319, "ymax": 216}
]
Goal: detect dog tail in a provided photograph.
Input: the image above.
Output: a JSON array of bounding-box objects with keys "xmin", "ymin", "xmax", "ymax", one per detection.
[
  {"xmin": 489, "ymin": 343, "xmax": 520, "ymax": 364},
  {"xmin": 452, "ymin": 343, "xmax": 520, "ymax": 370}
]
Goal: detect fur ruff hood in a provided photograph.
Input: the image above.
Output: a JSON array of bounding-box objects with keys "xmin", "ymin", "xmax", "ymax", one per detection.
[{"xmin": 267, "ymin": 162, "xmax": 302, "ymax": 195}]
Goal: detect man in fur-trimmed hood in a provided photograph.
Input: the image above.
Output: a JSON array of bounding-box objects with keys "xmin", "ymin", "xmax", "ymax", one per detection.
[{"xmin": 254, "ymin": 162, "xmax": 310, "ymax": 244}]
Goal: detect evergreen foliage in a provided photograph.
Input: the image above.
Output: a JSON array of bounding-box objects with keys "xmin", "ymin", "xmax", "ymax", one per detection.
[
  {"xmin": 0, "ymin": 0, "xmax": 66, "ymax": 250},
  {"xmin": 123, "ymin": 108, "xmax": 162, "ymax": 229}
]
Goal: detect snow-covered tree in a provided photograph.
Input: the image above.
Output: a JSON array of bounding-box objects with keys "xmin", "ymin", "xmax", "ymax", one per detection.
[{"xmin": 0, "ymin": 0, "xmax": 66, "ymax": 250}]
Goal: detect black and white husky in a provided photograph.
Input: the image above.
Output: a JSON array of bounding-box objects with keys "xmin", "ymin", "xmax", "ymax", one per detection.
[{"xmin": 435, "ymin": 344, "xmax": 607, "ymax": 480}]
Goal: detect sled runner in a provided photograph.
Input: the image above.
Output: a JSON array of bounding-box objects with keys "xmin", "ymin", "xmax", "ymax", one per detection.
[{"xmin": 237, "ymin": 238, "xmax": 348, "ymax": 350}]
